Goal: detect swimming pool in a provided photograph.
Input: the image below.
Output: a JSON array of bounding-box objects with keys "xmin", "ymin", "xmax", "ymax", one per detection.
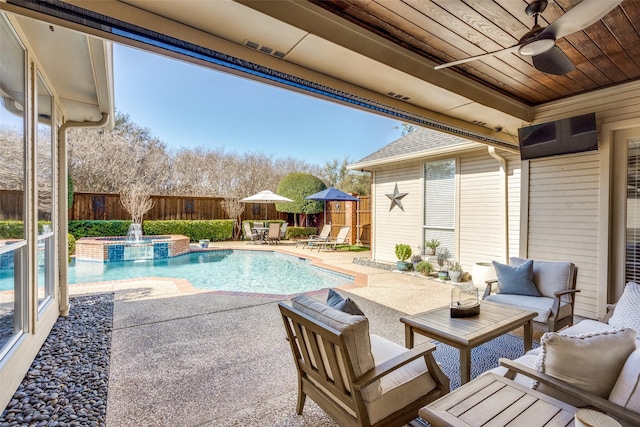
[{"xmin": 0, "ymin": 250, "xmax": 354, "ymax": 295}]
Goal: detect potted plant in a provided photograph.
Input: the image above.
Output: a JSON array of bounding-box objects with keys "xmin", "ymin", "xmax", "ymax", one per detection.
[
  {"xmin": 411, "ymin": 254, "xmax": 422, "ymax": 270},
  {"xmin": 448, "ymin": 261, "xmax": 463, "ymax": 283},
  {"xmin": 416, "ymin": 261, "xmax": 434, "ymax": 276},
  {"xmin": 425, "ymin": 239, "xmax": 440, "ymax": 256},
  {"xmin": 436, "ymin": 248, "xmax": 450, "ymax": 270},
  {"xmin": 395, "ymin": 243, "xmax": 412, "ymax": 271}
]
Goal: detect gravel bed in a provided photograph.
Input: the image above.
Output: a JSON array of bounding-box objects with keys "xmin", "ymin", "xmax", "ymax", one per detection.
[
  {"xmin": 0, "ymin": 294, "xmax": 113, "ymax": 427},
  {"xmin": 352, "ymin": 257, "xmax": 395, "ymax": 271}
]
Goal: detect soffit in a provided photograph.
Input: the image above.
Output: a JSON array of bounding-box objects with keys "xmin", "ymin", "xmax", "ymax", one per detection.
[
  {"xmin": 11, "ymin": 13, "xmax": 113, "ymax": 123},
  {"xmin": 114, "ymin": 0, "xmax": 527, "ymax": 144}
]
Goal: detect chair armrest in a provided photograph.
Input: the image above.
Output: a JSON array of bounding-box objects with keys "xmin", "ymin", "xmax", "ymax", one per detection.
[
  {"xmin": 553, "ymin": 289, "xmax": 580, "ymax": 297},
  {"xmin": 483, "ymin": 280, "xmax": 498, "ymax": 299},
  {"xmin": 550, "ymin": 289, "xmax": 580, "ymax": 318},
  {"xmin": 499, "ymin": 359, "xmax": 640, "ymax": 426},
  {"xmin": 353, "ymin": 342, "xmax": 437, "ymax": 390}
]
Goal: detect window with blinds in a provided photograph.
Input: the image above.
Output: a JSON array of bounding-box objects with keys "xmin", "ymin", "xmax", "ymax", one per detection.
[
  {"xmin": 424, "ymin": 159, "xmax": 455, "ymax": 255},
  {"xmin": 626, "ymin": 139, "xmax": 640, "ymax": 283}
]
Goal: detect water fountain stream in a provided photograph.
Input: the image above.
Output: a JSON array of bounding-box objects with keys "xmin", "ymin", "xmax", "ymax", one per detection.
[{"xmin": 123, "ymin": 223, "xmax": 153, "ymax": 260}]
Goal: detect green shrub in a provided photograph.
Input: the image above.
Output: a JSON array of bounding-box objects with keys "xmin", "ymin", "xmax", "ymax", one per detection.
[
  {"xmin": 287, "ymin": 226, "xmax": 318, "ymax": 239},
  {"xmin": 68, "ymin": 220, "xmax": 132, "ymax": 239},
  {"xmin": 144, "ymin": 220, "xmax": 234, "ymax": 242},
  {"xmin": 0, "ymin": 220, "xmax": 53, "ymax": 238},
  {"xmin": 68, "ymin": 233, "xmax": 76, "ymax": 255}
]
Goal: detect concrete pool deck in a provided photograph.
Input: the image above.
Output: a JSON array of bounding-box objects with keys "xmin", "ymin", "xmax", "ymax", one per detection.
[{"xmin": 69, "ymin": 240, "xmax": 456, "ymax": 426}]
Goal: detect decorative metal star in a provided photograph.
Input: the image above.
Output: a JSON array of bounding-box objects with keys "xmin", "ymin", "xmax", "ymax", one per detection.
[{"xmin": 385, "ymin": 183, "xmax": 408, "ymax": 211}]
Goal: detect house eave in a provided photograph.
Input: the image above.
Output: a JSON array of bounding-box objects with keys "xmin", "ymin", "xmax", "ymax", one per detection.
[{"xmin": 348, "ymin": 141, "xmax": 487, "ymax": 170}]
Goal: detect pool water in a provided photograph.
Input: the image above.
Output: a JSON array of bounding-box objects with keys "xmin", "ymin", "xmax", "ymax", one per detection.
[{"xmin": 0, "ymin": 250, "xmax": 353, "ymax": 295}]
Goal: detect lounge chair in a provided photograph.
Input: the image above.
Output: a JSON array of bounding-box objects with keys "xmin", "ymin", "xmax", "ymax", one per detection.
[
  {"xmin": 296, "ymin": 224, "xmax": 331, "ymax": 249},
  {"xmin": 266, "ymin": 222, "xmax": 281, "ymax": 244},
  {"xmin": 314, "ymin": 226, "xmax": 350, "ymax": 251},
  {"xmin": 243, "ymin": 222, "xmax": 260, "ymax": 244},
  {"xmin": 279, "ymin": 222, "xmax": 288, "ymax": 240},
  {"xmin": 253, "ymin": 221, "xmax": 264, "ymax": 228}
]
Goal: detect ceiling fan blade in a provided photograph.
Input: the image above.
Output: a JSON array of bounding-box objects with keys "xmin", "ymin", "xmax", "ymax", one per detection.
[
  {"xmin": 541, "ymin": 0, "xmax": 623, "ymax": 39},
  {"xmin": 434, "ymin": 45, "xmax": 519, "ymax": 70},
  {"xmin": 532, "ymin": 45, "xmax": 575, "ymax": 75}
]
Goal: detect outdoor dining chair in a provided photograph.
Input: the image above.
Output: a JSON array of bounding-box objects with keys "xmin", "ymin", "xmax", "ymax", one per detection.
[
  {"xmin": 243, "ymin": 222, "xmax": 260, "ymax": 244},
  {"xmin": 266, "ymin": 222, "xmax": 281, "ymax": 244}
]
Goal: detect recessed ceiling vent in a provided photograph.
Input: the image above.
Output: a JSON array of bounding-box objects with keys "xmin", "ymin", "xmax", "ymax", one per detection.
[
  {"xmin": 243, "ymin": 40, "xmax": 287, "ymax": 59},
  {"xmin": 471, "ymin": 120, "xmax": 487, "ymax": 126},
  {"xmin": 386, "ymin": 91, "xmax": 411, "ymax": 101}
]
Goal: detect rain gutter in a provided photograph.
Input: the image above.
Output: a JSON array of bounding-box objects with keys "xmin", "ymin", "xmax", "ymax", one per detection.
[
  {"xmin": 57, "ymin": 113, "xmax": 110, "ymax": 316},
  {"xmin": 488, "ymin": 147, "xmax": 509, "ymax": 263}
]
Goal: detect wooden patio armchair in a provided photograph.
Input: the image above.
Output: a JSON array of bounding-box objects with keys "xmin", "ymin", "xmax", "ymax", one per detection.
[
  {"xmin": 279, "ymin": 296, "xmax": 449, "ymax": 427},
  {"xmin": 483, "ymin": 257, "xmax": 579, "ymax": 332}
]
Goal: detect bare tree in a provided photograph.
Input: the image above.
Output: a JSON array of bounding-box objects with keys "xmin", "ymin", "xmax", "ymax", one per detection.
[
  {"xmin": 221, "ymin": 198, "xmax": 245, "ymax": 240},
  {"xmin": 120, "ymin": 184, "xmax": 154, "ymax": 224},
  {"xmin": 68, "ymin": 111, "xmax": 170, "ymax": 193}
]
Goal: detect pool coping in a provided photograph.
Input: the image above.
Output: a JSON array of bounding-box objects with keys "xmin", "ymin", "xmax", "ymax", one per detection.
[{"xmin": 67, "ymin": 246, "xmax": 368, "ymax": 300}]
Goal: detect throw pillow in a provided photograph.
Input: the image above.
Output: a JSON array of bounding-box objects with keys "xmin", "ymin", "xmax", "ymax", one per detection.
[
  {"xmin": 609, "ymin": 282, "xmax": 640, "ymax": 334},
  {"xmin": 534, "ymin": 328, "xmax": 637, "ymax": 400},
  {"xmin": 327, "ymin": 289, "xmax": 365, "ymax": 316},
  {"xmin": 492, "ymin": 260, "xmax": 541, "ymax": 296}
]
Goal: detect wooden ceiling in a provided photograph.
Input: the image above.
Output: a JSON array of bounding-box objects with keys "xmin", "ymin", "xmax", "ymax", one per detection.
[{"xmin": 311, "ymin": 0, "xmax": 640, "ymax": 106}]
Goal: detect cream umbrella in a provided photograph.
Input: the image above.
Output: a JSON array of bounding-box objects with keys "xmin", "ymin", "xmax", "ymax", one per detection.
[{"xmin": 240, "ymin": 190, "xmax": 293, "ymax": 220}]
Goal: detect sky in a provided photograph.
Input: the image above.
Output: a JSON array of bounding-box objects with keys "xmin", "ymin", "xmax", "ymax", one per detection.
[{"xmin": 113, "ymin": 44, "xmax": 403, "ymax": 166}]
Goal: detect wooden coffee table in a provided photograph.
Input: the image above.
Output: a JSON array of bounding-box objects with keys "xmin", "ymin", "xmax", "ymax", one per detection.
[
  {"xmin": 400, "ymin": 301, "xmax": 536, "ymax": 384},
  {"xmin": 419, "ymin": 372, "xmax": 576, "ymax": 426}
]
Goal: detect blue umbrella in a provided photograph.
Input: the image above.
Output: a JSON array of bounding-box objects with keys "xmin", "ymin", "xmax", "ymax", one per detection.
[{"xmin": 305, "ymin": 187, "xmax": 359, "ymax": 225}]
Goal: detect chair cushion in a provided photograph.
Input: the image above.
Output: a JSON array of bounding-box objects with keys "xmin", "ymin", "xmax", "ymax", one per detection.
[
  {"xmin": 291, "ymin": 295, "xmax": 380, "ymax": 401},
  {"xmin": 492, "ymin": 260, "xmax": 540, "ymax": 296},
  {"xmin": 510, "ymin": 257, "xmax": 573, "ymax": 298},
  {"xmin": 534, "ymin": 328, "xmax": 637, "ymax": 399},
  {"xmin": 327, "ymin": 289, "xmax": 365, "ymax": 316},
  {"xmin": 484, "ymin": 294, "xmax": 556, "ymax": 323},
  {"xmin": 609, "ymin": 348, "xmax": 640, "ymax": 413},
  {"xmin": 609, "ymin": 282, "xmax": 640, "ymax": 335},
  {"xmin": 366, "ymin": 335, "xmax": 437, "ymax": 425}
]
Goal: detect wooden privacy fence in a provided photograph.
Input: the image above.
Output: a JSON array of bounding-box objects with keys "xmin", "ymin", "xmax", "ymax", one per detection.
[
  {"xmin": 0, "ymin": 191, "xmax": 371, "ymax": 246},
  {"xmin": 324, "ymin": 196, "xmax": 371, "ymax": 246},
  {"xmin": 68, "ymin": 192, "xmax": 286, "ymax": 222}
]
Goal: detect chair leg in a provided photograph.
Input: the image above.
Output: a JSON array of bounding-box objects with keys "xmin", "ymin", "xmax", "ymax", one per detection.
[{"xmin": 296, "ymin": 382, "xmax": 306, "ymax": 415}]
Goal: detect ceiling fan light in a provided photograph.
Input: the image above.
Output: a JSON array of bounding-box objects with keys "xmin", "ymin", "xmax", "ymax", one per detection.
[{"xmin": 519, "ymin": 38, "xmax": 556, "ymax": 56}]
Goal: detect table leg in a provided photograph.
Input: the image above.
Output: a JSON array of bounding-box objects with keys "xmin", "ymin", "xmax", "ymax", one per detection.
[
  {"xmin": 524, "ymin": 319, "xmax": 533, "ymax": 352},
  {"xmin": 405, "ymin": 325, "xmax": 415, "ymax": 349},
  {"xmin": 460, "ymin": 348, "xmax": 471, "ymax": 385}
]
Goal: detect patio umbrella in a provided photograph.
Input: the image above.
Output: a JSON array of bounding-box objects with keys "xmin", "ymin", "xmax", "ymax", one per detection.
[
  {"xmin": 240, "ymin": 190, "xmax": 293, "ymax": 220},
  {"xmin": 305, "ymin": 187, "xmax": 359, "ymax": 225}
]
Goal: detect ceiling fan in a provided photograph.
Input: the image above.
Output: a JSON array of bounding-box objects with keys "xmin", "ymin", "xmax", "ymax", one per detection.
[{"xmin": 434, "ymin": 0, "xmax": 622, "ymax": 75}]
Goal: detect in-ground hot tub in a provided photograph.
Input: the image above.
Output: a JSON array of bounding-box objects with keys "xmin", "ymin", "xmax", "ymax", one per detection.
[{"xmin": 75, "ymin": 235, "xmax": 191, "ymax": 262}]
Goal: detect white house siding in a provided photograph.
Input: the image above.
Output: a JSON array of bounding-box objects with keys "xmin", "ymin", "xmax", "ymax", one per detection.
[
  {"xmin": 372, "ymin": 151, "xmax": 521, "ymax": 270},
  {"xmin": 458, "ymin": 151, "xmax": 521, "ymax": 272},
  {"xmin": 459, "ymin": 153, "xmax": 503, "ymax": 270},
  {"xmin": 524, "ymin": 81, "xmax": 640, "ymax": 318},
  {"xmin": 526, "ymin": 153, "xmax": 600, "ymax": 318},
  {"xmin": 373, "ymin": 163, "xmax": 424, "ymax": 263}
]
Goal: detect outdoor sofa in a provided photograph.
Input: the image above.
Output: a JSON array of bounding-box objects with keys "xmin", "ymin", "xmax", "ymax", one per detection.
[{"xmin": 484, "ymin": 281, "xmax": 640, "ymax": 426}]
